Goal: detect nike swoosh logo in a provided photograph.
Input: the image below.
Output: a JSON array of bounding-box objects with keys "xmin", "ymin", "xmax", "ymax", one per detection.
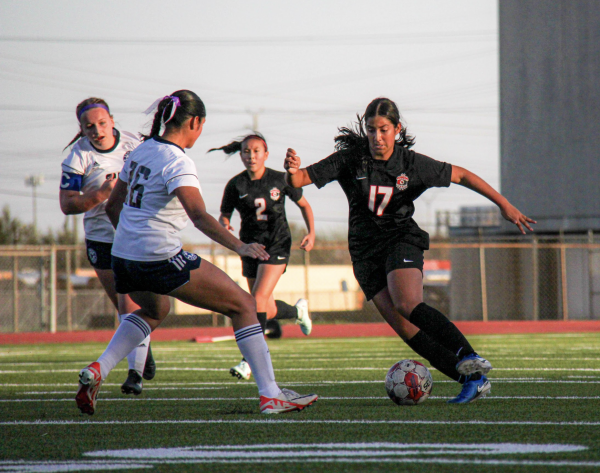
[
  {"xmin": 277, "ymin": 256, "xmax": 286, "ymax": 260},
  {"xmin": 356, "ymin": 176, "xmax": 367, "ymax": 180},
  {"xmin": 239, "ymin": 194, "xmax": 248, "ymax": 198},
  {"xmin": 477, "ymin": 384, "xmax": 486, "ymax": 393},
  {"xmin": 403, "ymin": 259, "xmax": 413, "ymax": 263}
]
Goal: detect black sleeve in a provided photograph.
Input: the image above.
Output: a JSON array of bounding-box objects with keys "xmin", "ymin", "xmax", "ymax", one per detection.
[
  {"xmin": 284, "ymin": 183, "xmax": 303, "ymax": 202},
  {"xmin": 220, "ymin": 178, "xmax": 238, "ymax": 214},
  {"xmin": 414, "ymin": 153, "xmax": 452, "ymax": 188},
  {"xmin": 305, "ymin": 151, "xmax": 346, "ymax": 189}
]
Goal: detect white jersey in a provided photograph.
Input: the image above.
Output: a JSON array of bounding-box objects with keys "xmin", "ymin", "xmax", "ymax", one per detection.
[
  {"xmin": 111, "ymin": 137, "xmax": 201, "ymax": 262},
  {"xmin": 60, "ymin": 130, "xmax": 141, "ymax": 243}
]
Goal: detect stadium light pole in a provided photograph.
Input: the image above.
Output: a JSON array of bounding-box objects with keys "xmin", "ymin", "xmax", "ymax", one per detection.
[
  {"xmin": 246, "ymin": 108, "xmax": 264, "ymax": 132},
  {"xmin": 24, "ymin": 174, "xmax": 44, "ymax": 233}
]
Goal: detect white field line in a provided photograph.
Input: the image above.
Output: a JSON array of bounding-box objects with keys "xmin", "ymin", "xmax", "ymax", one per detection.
[
  {"xmin": 2, "ymin": 378, "xmax": 600, "ymax": 388},
  {"xmin": 3, "ymin": 419, "xmax": 600, "ymax": 426},
  {"xmin": 3, "ymin": 367, "xmax": 600, "ymax": 374},
  {"xmin": 2, "ymin": 356, "xmax": 599, "ymax": 366},
  {"xmin": 4, "ymin": 459, "xmax": 600, "ymax": 468},
  {"xmin": 3, "ymin": 395, "xmax": 600, "ymax": 403}
]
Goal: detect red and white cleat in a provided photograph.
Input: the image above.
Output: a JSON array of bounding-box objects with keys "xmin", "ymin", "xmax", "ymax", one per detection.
[
  {"xmin": 75, "ymin": 362, "xmax": 103, "ymax": 415},
  {"xmin": 260, "ymin": 388, "xmax": 318, "ymax": 414}
]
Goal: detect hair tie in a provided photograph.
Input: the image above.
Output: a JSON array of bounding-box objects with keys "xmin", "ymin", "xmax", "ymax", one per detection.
[
  {"xmin": 77, "ymin": 103, "xmax": 110, "ymax": 120},
  {"xmin": 144, "ymin": 95, "xmax": 181, "ymax": 125},
  {"xmin": 161, "ymin": 96, "xmax": 181, "ymax": 125}
]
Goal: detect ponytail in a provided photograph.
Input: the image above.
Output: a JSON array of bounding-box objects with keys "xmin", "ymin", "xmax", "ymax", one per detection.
[
  {"xmin": 63, "ymin": 131, "xmax": 84, "ymax": 151},
  {"xmin": 208, "ymin": 132, "xmax": 268, "ymax": 157},
  {"xmin": 142, "ymin": 90, "xmax": 206, "ymax": 141}
]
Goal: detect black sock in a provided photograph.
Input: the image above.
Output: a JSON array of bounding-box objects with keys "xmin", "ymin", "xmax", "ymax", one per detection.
[
  {"xmin": 409, "ymin": 303, "xmax": 475, "ymax": 359},
  {"xmin": 274, "ymin": 300, "xmax": 298, "ymax": 320},
  {"xmin": 257, "ymin": 312, "xmax": 267, "ymax": 334},
  {"xmin": 405, "ymin": 330, "xmax": 463, "ymax": 382}
]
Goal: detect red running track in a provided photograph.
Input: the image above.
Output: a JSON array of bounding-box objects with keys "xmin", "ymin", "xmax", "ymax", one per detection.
[{"xmin": 1, "ymin": 320, "xmax": 599, "ymax": 345}]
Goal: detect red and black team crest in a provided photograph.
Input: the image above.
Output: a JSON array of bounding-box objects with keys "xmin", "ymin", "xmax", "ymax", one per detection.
[
  {"xmin": 396, "ymin": 173, "xmax": 409, "ymax": 191},
  {"xmin": 270, "ymin": 187, "xmax": 281, "ymax": 201}
]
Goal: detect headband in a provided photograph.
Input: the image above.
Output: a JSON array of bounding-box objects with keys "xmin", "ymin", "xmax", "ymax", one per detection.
[
  {"xmin": 77, "ymin": 103, "xmax": 110, "ymax": 120},
  {"xmin": 144, "ymin": 95, "xmax": 181, "ymax": 127},
  {"xmin": 243, "ymin": 134, "xmax": 268, "ymax": 151}
]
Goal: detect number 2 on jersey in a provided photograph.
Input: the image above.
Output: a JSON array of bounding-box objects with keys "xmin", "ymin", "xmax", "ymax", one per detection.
[
  {"xmin": 368, "ymin": 185, "xmax": 393, "ymax": 216},
  {"xmin": 255, "ymin": 198, "xmax": 268, "ymax": 221}
]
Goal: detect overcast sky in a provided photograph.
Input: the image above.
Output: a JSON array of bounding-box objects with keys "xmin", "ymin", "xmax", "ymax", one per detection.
[{"xmin": 0, "ymin": 0, "xmax": 499, "ymax": 242}]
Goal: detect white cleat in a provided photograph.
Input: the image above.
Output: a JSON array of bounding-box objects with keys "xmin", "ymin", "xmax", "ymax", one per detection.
[
  {"xmin": 295, "ymin": 298, "xmax": 312, "ymax": 336},
  {"xmin": 230, "ymin": 359, "xmax": 252, "ymax": 380},
  {"xmin": 456, "ymin": 353, "xmax": 493, "ymax": 376},
  {"xmin": 260, "ymin": 388, "xmax": 318, "ymax": 414}
]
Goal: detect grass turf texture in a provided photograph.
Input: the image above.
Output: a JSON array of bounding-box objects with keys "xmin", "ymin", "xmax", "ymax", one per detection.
[{"xmin": 1, "ymin": 333, "xmax": 599, "ymax": 472}]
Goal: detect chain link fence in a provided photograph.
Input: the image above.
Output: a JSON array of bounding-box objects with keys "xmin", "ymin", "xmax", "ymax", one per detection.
[{"xmin": 1, "ymin": 233, "xmax": 599, "ymax": 333}]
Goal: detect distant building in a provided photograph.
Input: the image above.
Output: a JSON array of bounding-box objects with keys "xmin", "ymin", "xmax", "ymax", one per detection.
[
  {"xmin": 499, "ymin": 0, "xmax": 600, "ymax": 233},
  {"xmin": 448, "ymin": 2, "xmax": 600, "ymax": 320}
]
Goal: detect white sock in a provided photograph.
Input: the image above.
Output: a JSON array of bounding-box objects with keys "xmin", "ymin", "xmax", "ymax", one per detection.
[
  {"xmin": 234, "ymin": 324, "xmax": 280, "ymax": 398},
  {"xmin": 119, "ymin": 314, "xmax": 150, "ymax": 376},
  {"xmin": 97, "ymin": 314, "xmax": 151, "ymax": 380}
]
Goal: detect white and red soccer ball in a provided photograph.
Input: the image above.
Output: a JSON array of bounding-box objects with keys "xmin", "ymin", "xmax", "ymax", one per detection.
[{"xmin": 385, "ymin": 359, "xmax": 433, "ymax": 406}]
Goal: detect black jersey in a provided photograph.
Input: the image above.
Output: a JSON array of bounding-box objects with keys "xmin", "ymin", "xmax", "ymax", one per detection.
[
  {"xmin": 220, "ymin": 168, "xmax": 303, "ymax": 250},
  {"xmin": 306, "ymin": 145, "xmax": 451, "ymax": 261}
]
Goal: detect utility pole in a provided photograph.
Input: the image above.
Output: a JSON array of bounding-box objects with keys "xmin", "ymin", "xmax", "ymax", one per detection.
[
  {"xmin": 24, "ymin": 174, "xmax": 44, "ymax": 233},
  {"xmin": 246, "ymin": 109, "xmax": 264, "ymax": 132}
]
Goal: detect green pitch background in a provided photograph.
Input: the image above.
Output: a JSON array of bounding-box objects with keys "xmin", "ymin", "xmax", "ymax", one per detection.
[{"xmin": 1, "ymin": 333, "xmax": 599, "ymax": 472}]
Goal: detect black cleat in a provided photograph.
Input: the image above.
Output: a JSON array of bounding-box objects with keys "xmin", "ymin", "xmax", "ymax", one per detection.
[
  {"xmin": 143, "ymin": 343, "xmax": 156, "ymax": 381},
  {"xmin": 121, "ymin": 369, "xmax": 143, "ymax": 396}
]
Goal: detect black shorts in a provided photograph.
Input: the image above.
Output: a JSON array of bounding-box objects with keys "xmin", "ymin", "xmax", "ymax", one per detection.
[
  {"xmin": 241, "ymin": 253, "xmax": 289, "ymax": 279},
  {"xmin": 86, "ymin": 239, "xmax": 113, "ymax": 270},
  {"xmin": 112, "ymin": 249, "xmax": 202, "ymax": 295},
  {"xmin": 352, "ymin": 242, "xmax": 424, "ymax": 301}
]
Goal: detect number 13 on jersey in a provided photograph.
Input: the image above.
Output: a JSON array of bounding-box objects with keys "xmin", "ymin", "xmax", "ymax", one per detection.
[{"xmin": 368, "ymin": 185, "xmax": 393, "ymax": 216}]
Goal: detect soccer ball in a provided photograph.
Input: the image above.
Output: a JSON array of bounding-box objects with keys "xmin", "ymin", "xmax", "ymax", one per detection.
[{"xmin": 385, "ymin": 359, "xmax": 433, "ymax": 406}]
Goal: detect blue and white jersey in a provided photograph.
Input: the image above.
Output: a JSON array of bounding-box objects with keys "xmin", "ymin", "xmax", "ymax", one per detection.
[
  {"xmin": 111, "ymin": 137, "xmax": 202, "ymax": 262},
  {"xmin": 60, "ymin": 130, "xmax": 140, "ymax": 243}
]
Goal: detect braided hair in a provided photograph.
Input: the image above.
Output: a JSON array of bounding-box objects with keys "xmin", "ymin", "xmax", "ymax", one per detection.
[
  {"xmin": 208, "ymin": 132, "xmax": 268, "ymax": 157},
  {"xmin": 143, "ymin": 90, "xmax": 206, "ymax": 141},
  {"xmin": 63, "ymin": 98, "xmax": 111, "ymax": 151}
]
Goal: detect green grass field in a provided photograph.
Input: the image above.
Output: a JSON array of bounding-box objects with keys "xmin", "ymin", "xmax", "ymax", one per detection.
[{"xmin": 1, "ymin": 332, "xmax": 600, "ymax": 472}]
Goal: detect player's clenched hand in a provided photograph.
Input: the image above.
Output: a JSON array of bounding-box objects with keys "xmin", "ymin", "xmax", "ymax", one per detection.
[
  {"xmin": 300, "ymin": 233, "xmax": 315, "ymax": 252},
  {"xmin": 284, "ymin": 148, "xmax": 301, "ymax": 175},
  {"xmin": 222, "ymin": 222, "xmax": 235, "ymax": 232},
  {"xmin": 501, "ymin": 203, "xmax": 536, "ymax": 234},
  {"xmin": 237, "ymin": 243, "xmax": 270, "ymax": 260},
  {"xmin": 99, "ymin": 175, "xmax": 117, "ymax": 197}
]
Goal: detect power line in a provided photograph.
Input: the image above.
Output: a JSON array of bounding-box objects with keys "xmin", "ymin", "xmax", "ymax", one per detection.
[
  {"xmin": 0, "ymin": 189, "xmax": 58, "ymax": 200},
  {"xmin": 0, "ymin": 31, "xmax": 496, "ymax": 45}
]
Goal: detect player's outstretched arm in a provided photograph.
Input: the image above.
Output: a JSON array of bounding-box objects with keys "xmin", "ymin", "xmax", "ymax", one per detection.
[
  {"xmin": 451, "ymin": 165, "xmax": 536, "ymax": 234},
  {"xmin": 105, "ymin": 178, "xmax": 128, "ymax": 229},
  {"xmin": 284, "ymin": 148, "xmax": 313, "ymax": 188},
  {"xmin": 175, "ymin": 186, "xmax": 269, "ymax": 260},
  {"xmin": 295, "ymin": 196, "xmax": 315, "ymax": 252},
  {"xmin": 218, "ymin": 213, "xmax": 234, "ymax": 232},
  {"xmin": 59, "ymin": 175, "xmax": 117, "ymax": 215}
]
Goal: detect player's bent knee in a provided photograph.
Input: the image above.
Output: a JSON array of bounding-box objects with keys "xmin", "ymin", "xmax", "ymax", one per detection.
[
  {"xmin": 394, "ymin": 300, "xmax": 421, "ymax": 319},
  {"xmin": 226, "ymin": 290, "xmax": 256, "ymax": 318}
]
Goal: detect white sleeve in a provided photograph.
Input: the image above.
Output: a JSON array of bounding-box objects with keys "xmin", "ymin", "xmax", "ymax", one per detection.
[
  {"xmin": 163, "ymin": 156, "xmax": 200, "ymax": 194},
  {"xmin": 61, "ymin": 146, "xmax": 86, "ymax": 175},
  {"xmin": 118, "ymin": 157, "xmax": 131, "ymax": 183}
]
